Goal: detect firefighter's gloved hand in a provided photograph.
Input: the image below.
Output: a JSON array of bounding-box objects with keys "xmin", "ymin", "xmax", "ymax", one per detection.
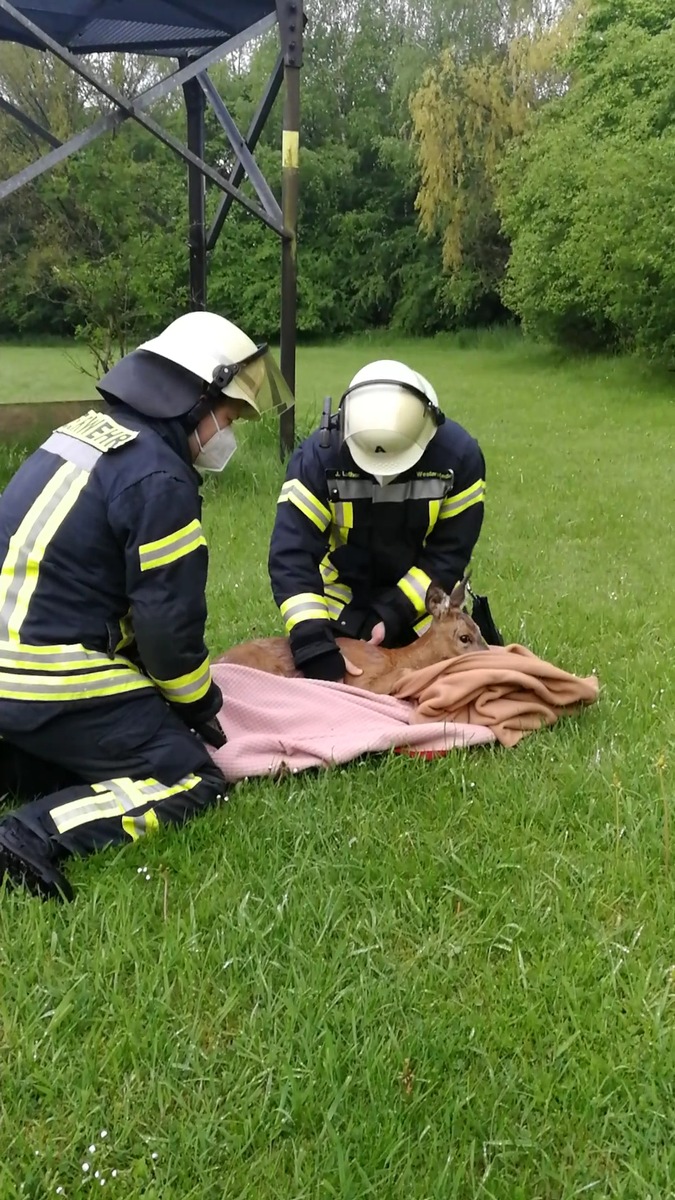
[{"xmin": 194, "ymin": 715, "xmax": 227, "ymax": 749}]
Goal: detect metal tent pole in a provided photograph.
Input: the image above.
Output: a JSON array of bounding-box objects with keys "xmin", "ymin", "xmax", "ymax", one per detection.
[{"xmin": 181, "ymin": 66, "xmax": 207, "ymax": 309}]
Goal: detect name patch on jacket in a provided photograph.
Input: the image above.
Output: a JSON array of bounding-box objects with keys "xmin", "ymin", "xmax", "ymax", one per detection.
[{"xmin": 56, "ymin": 410, "xmax": 138, "ymax": 454}]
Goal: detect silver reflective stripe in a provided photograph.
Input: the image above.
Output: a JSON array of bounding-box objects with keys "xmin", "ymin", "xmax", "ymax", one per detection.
[
  {"xmin": 0, "ymin": 642, "xmax": 117, "ymax": 668},
  {"xmin": 380, "ymin": 479, "xmax": 450, "ymax": 503},
  {"xmin": 281, "ymin": 596, "xmax": 326, "ymax": 621},
  {"xmin": 331, "ymin": 480, "xmax": 372, "ymax": 501},
  {"xmin": 42, "ymin": 432, "xmax": 102, "ymax": 472},
  {"xmin": 52, "ymin": 781, "xmax": 141, "ymax": 834},
  {"xmin": 332, "ymin": 501, "xmax": 350, "ymax": 526},
  {"xmin": 281, "ymin": 481, "xmax": 331, "ymax": 530},
  {"xmin": 331, "ymin": 478, "xmax": 450, "ymax": 503},
  {"xmin": 442, "ymin": 481, "xmax": 485, "ymax": 517},
  {"xmin": 326, "ymin": 582, "xmax": 352, "ymax": 604},
  {"xmin": 0, "ymin": 669, "xmax": 153, "ymax": 697},
  {"xmin": 53, "ymin": 796, "xmax": 123, "ymax": 831},
  {"xmin": 105, "ymin": 778, "xmax": 143, "ymax": 811},
  {"xmin": 0, "ymin": 465, "xmax": 84, "ymax": 640},
  {"xmin": 135, "ymin": 774, "xmax": 200, "ymax": 801},
  {"xmin": 139, "ymin": 524, "xmax": 204, "ymax": 570},
  {"xmin": 154, "ymin": 661, "xmax": 211, "ymax": 700}
]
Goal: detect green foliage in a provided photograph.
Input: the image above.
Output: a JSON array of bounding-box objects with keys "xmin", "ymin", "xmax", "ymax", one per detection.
[
  {"xmin": 498, "ymin": 0, "xmax": 675, "ymax": 361},
  {"xmin": 1, "ymin": 0, "xmax": 674, "ymax": 360},
  {"xmin": 410, "ymin": 3, "xmax": 583, "ymax": 324},
  {"xmin": 0, "ymin": 5, "xmax": 456, "ymax": 348}
]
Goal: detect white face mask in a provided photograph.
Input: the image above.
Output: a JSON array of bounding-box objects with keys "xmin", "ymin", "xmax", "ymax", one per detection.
[
  {"xmin": 194, "ymin": 413, "xmax": 237, "ymax": 473},
  {"xmin": 374, "ymin": 473, "xmax": 399, "ymax": 487}
]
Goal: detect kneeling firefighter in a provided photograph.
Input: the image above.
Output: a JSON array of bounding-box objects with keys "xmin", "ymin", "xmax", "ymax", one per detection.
[
  {"xmin": 269, "ymin": 359, "xmax": 500, "ymax": 683},
  {"xmin": 0, "ymin": 312, "xmax": 290, "ymax": 901}
]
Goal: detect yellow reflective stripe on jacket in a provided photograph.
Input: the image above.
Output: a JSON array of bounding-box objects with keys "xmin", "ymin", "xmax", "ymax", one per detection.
[
  {"xmin": 0, "ymin": 462, "xmax": 90, "ymax": 643},
  {"xmin": 319, "ymin": 556, "xmax": 339, "ymax": 585},
  {"xmin": 280, "ymin": 592, "xmax": 329, "ymax": 632},
  {"xmin": 397, "ymin": 567, "xmax": 432, "ymax": 616},
  {"xmin": 439, "ymin": 479, "xmax": 486, "ymax": 520},
  {"xmin": 325, "ymin": 580, "xmax": 353, "ymax": 622},
  {"xmin": 52, "ymin": 772, "xmax": 201, "ymax": 835},
  {"xmin": 413, "ymin": 613, "xmax": 432, "ymax": 637},
  {"xmin": 425, "ymin": 499, "xmax": 442, "ymax": 541},
  {"xmin": 150, "ymin": 656, "xmax": 212, "ymax": 705},
  {"xmin": 138, "ymin": 518, "xmax": 206, "ymax": 572},
  {"xmin": 0, "ymin": 640, "xmax": 136, "ymax": 672},
  {"xmin": 0, "ymin": 668, "xmax": 154, "ymax": 702},
  {"xmin": 329, "ymin": 499, "xmax": 353, "ymax": 533},
  {"xmin": 278, "ymin": 480, "xmax": 331, "ymax": 533}
]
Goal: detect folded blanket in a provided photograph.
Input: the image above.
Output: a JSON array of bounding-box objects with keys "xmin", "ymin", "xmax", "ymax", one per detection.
[
  {"xmin": 208, "ymin": 663, "xmax": 495, "ymax": 780},
  {"xmin": 392, "ymin": 644, "xmax": 599, "ymax": 747}
]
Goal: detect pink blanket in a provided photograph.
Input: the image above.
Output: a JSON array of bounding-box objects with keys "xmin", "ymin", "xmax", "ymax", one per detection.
[{"xmin": 208, "ymin": 664, "xmax": 495, "ymax": 781}]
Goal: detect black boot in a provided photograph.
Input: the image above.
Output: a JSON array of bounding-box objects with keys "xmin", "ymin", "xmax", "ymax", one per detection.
[{"xmin": 0, "ymin": 820, "xmax": 73, "ymax": 902}]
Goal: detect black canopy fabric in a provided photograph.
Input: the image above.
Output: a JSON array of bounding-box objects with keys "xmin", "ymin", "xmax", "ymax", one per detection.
[{"xmin": 0, "ymin": 0, "xmax": 276, "ymax": 55}]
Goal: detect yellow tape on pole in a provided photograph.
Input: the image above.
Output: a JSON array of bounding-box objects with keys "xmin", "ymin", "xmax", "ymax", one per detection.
[{"xmin": 282, "ymin": 129, "xmax": 299, "ymax": 170}]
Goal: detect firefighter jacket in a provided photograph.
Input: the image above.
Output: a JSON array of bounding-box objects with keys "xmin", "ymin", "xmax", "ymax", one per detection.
[
  {"xmin": 0, "ymin": 405, "xmax": 222, "ymax": 734},
  {"xmin": 268, "ymin": 417, "xmax": 486, "ymax": 677}
]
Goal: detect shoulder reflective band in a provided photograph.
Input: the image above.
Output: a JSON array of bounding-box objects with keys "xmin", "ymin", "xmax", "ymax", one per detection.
[
  {"xmin": 0, "ymin": 461, "xmax": 91, "ymax": 643},
  {"xmin": 138, "ymin": 518, "xmax": 206, "ymax": 572},
  {"xmin": 439, "ymin": 479, "xmax": 486, "ymax": 520},
  {"xmin": 278, "ymin": 479, "xmax": 331, "ymax": 533},
  {"xmin": 280, "ymin": 592, "xmax": 329, "ymax": 632},
  {"xmin": 397, "ymin": 566, "xmax": 433, "ymax": 616},
  {"xmin": 51, "ymin": 772, "xmax": 201, "ymax": 835},
  {"xmin": 149, "ymin": 656, "xmax": 212, "ymax": 705}
]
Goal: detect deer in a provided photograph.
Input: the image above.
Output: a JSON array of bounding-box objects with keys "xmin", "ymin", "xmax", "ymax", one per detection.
[{"xmin": 216, "ymin": 575, "xmax": 489, "ymax": 696}]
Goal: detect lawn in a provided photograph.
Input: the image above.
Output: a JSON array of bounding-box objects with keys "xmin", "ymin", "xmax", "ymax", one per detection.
[{"xmin": 0, "ymin": 332, "xmax": 674, "ymax": 1199}]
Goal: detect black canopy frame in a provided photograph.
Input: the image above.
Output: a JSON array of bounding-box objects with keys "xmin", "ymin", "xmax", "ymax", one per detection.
[{"xmin": 0, "ymin": 0, "xmax": 303, "ymax": 453}]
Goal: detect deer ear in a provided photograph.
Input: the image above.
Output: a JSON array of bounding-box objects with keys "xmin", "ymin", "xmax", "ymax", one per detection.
[
  {"xmin": 425, "ymin": 582, "xmax": 453, "ymax": 620},
  {"xmin": 449, "ymin": 575, "xmax": 469, "ymax": 609}
]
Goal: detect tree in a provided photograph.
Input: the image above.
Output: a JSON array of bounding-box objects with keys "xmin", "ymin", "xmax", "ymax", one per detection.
[
  {"xmin": 497, "ymin": 0, "xmax": 675, "ymax": 360},
  {"xmin": 410, "ymin": 1, "xmax": 583, "ymax": 321}
]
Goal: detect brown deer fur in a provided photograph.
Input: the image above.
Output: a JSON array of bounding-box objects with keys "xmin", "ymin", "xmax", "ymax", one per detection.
[{"xmin": 217, "ymin": 577, "xmax": 489, "ymax": 696}]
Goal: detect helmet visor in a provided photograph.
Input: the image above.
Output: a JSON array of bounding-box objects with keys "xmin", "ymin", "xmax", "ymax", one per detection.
[{"xmin": 216, "ymin": 345, "xmax": 294, "ymax": 420}]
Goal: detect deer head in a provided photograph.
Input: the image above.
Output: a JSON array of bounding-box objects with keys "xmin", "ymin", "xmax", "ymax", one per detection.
[{"xmin": 423, "ymin": 576, "xmax": 489, "ymax": 656}]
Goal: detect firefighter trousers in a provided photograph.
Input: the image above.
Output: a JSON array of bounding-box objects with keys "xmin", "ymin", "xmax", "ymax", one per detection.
[{"xmin": 0, "ymin": 690, "xmax": 227, "ymax": 864}]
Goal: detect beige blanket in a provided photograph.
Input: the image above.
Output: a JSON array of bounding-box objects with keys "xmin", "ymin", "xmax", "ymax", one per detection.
[{"xmin": 392, "ymin": 644, "xmax": 599, "ymax": 747}]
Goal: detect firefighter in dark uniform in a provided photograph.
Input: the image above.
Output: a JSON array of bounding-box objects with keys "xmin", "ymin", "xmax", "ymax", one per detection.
[
  {"xmin": 269, "ymin": 359, "xmax": 486, "ymax": 682},
  {"xmin": 0, "ymin": 311, "xmax": 291, "ymax": 901}
]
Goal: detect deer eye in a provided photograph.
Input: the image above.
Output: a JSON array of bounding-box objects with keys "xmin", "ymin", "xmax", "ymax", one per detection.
[{"xmin": 459, "ymin": 634, "xmax": 471, "ymax": 644}]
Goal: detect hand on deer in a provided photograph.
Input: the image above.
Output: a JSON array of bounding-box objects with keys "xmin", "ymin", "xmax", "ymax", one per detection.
[{"xmin": 368, "ymin": 621, "xmax": 386, "ymax": 646}]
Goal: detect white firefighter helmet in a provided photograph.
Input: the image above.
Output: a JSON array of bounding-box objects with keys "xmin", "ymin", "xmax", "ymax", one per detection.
[
  {"xmin": 341, "ymin": 359, "xmax": 443, "ymax": 480},
  {"xmin": 138, "ymin": 311, "xmax": 292, "ymax": 420}
]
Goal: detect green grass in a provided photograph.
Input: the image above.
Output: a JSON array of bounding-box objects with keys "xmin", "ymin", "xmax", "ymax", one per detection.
[
  {"xmin": 1, "ymin": 333, "xmax": 674, "ymax": 1199},
  {"xmin": 0, "ymin": 342, "xmax": 94, "ymax": 403}
]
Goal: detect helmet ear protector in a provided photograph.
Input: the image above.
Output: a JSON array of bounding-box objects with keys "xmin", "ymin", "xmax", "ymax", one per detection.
[
  {"xmin": 185, "ymin": 343, "xmax": 268, "ymax": 431},
  {"xmin": 318, "ymin": 377, "xmax": 444, "ymax": 450}
]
